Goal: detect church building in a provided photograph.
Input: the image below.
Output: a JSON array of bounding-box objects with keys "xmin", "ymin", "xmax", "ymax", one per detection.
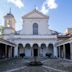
[{"xmin": 0, "ymin": 8, "xmax": 72, "ymax": 60}]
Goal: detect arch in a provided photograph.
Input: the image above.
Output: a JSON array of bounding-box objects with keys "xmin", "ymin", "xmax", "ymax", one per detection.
[
  {"xmin": 18, "ymin": 43, "xmax": 23, "ymax": 48},
  {"xmin": 40, "ymin": 43, "xmax": 46, "ymax": 57},
  {"xmin": 25, "ymin": 43, "xmax": 31, "ymax": 57},
  {"xmin": 33, "ymin": 43, "xmax": 38, "ymax": 56},
  {"xmin": 33, "ymin": 23, "xmax": 38, "ymax": 35},
  {"xmin": 18, "ymin": 43, "xmax": 24, "ymax": 56},
  {"xmin": 48, "ymin": 43, "xmax": 54, "ymax": 55},
  {"xmin": 48, "ymin": 43, "xmax": 53, "ymax": 48},
  {"xmin": 25, "ymin": 43, "xmax": 31, "ymax": 49},
  {"xmin": 41, "ymin": 43, "xmax": 46, "ymax": 49},
  {"xmin": 33, "ymin": 43, "xmax": 38, "ymax": 48}
]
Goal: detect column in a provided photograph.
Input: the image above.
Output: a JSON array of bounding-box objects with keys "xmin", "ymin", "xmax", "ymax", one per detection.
[
  {"xmin": 38, "ymin": 45, "xmax": 40, "ymax": 58},
  {"xmin": 70, "ymin": 42, "xmax": 72, "ymax": 59},
  {"xmin": 8, "ymin": 46, "xmax": 10, "ymax": 58},
  {"xmin": 9, "ymin": 46, "xmax": 12, "ymax": 58},
  {"xmin": 59, "ymin": 46, "xmax": 61, "ymax": 58},
  {"xmin": 31, "ymin": 46, "xmax": 32, "ymax": 57},
  {"xmin": 23, "ymin": 46, "xmax": 25, "ymax": 57},
  {"xmin": 63, "ymin": 44, "xmax": 66, "ymax": 59},
  {"xmin": 14, "ymin": 46, "xmax": 18, "ymax": 57},
  {"xmin": 53, "ymin": 46, "xmax": 57, "ymax": 57},
  {"xmin": 5, "ymin": 45, "xmax": 7, "ymax": 58},
  {"xmin": 7, "ymin": 46, "xmax": 9, "ymax": 58},
  {"xmin": 12, "ymin": 47, "xmax": 14, "ymax": 57},
  {"xmin": 57, "ymin": 46, "xmax": 60, "ymax": 58}
]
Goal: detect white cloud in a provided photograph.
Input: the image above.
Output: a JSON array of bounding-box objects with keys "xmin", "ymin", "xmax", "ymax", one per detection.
[
  {"xmin": 41, "ymin": 0, "xmax": 58, "ymax": 14},
  {"xmin": 8, "ymin": 0, "xmax": 24, "ymax": 8}
]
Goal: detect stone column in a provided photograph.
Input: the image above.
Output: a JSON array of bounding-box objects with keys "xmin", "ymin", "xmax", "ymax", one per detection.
[
  {"xmin": 53, "ymin": 46, "xmax": 57, "ymax": 57},
  {"xmin": 5, "ymin": 45, "xmax": 7, "ymax": 58},
  {"xmin": 63, "ymin": 44, "xmax": 66, "ymax": 59},
  {"xmin": 23, "ymin": 46, "xmax": 25, "ymax": 56},
  {"xmin": 12, "ymin": 47, "xmax": 14, "ymax": 57},
  {"xmin": 70, "ymin": 42, "xmax": 72, "ymax": 59},
  {"xmin": 30, "ymin": 44, "xmax": 33, "ymax": 57},
  {"xmin": 58, "ymin": 46, "xmax": 61, "ymax": 58},
  {"xmin": 11, "ymin": 46, "xmax": 13, "ymax": 58},
  {"xmin": 38, "ymin": 45, "xmax": 40, "ymax": 58},
  {"xmin": 46, "ymin": 46, "xmax": 48, "ymax": 54},
  {"xmin": 31, "ymin": 46, "xmax": 32, "ymax": 57},
  {"xmin": 14, "ymin": 46, "xmax": 18, "ymax": 57},
  {"xmin": 8, "ymin": 46, "xmax": 12, "ymax": 58}
]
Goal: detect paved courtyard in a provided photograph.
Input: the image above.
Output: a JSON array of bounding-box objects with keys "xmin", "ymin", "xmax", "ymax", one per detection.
[{"xmin": 0, "ymin": 58, "xmax": 72, "ymax": 72}]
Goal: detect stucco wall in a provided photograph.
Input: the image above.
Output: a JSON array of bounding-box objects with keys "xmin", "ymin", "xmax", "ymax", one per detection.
[{"xmin": 20, "ymin": 19, "xmax": 48, "ymax": 35}]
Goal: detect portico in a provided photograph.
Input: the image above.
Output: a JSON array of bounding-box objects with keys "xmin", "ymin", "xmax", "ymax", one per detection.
[
  {"xmin": 56, "ymin": 37, "xmax": 72, "ymax": 59},
  {"xmin": 2, "ymin": 8, "xmax": 60, "ymax": 59},
  {"xmin": 17, "ymin": 40, "xmax": 57, "ymax": 58},
  {"xmin": 0, "ymin": 38, "xmax": 16, "ymax": 59}
]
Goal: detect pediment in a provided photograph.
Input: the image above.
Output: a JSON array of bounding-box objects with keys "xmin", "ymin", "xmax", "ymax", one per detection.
[{"xmin": 22, "ymin": 9, "xmax": 49, "ymax": 19}]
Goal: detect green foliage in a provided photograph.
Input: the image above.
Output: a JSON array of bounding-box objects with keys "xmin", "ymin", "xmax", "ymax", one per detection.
[{"xmin": 0, "ymin": 25, "xmax": 4, "ymax": 35}]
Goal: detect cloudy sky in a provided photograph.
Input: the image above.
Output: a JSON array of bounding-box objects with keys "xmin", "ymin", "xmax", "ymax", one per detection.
[{"xmin": 0, "ymin": 0, "xmax": 72, "ymax": 33}]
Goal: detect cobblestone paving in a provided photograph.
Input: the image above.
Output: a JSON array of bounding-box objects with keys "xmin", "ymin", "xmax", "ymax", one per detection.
[
  {"xmin": 43, "ymin": 59, "xmax": 72, "ymax": 72},
  {"xmin": 0, "ymin": 58, "xmax": 72, "ymax": 72},
  {"xmin": 12, "ymin": 66, "xmax": 59, "ymax": 72}
]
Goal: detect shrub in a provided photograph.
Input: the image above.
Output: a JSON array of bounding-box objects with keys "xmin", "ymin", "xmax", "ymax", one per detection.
[
  {"xmin": 20, "ymin": 53, "xmax": 25, "ymax": 58},
  {"xmin": 46, "ymin": 53, "xmax": 52, "ymax": 58}
]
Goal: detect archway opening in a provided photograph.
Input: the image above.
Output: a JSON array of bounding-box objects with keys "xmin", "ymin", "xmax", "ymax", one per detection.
[
  {"xmin": 27, "ymin": 43, "xmax": 43, "ymax": 66},
  {"xmin": 18, "ymin": 43, "xmax": 24, "ymax": 57},
  {"xmin": 33, "ymin": 44, "xmax": 38, "ymax": 57},
  {"xmin": 25, "ymin": 43, "xmax": 31, "ymax": 57},
  {"xmin": 47, "ymin": 43, "xmax": 54, "ymax": 57},
  {"xmin": 41, "ymin": 43, "xmax": 46, "ymax": 57}
]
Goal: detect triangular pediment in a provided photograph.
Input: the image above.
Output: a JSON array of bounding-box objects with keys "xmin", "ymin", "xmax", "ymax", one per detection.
[{"xmin": 22, "ymin": 9, "xmax": 49, "ymax": 19}]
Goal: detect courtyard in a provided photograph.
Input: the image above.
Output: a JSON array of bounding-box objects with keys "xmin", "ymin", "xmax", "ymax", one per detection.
[{"xmin": 0, "ymin": 58, "xmax": 72, "ymax": 72}]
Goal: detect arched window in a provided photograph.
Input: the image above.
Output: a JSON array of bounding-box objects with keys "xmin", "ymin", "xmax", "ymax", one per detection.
[{"xmin": 33, "ymin": 23, "xmax": 38, "ymax": 35}]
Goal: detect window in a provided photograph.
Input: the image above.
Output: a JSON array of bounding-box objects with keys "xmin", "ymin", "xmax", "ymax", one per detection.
[
  {"xmin": 33, "ymin": 23, "xmax": 38, "ymax": 35},
  {"xmin": 7, "ymin": 20, "xmax": 10, "ymax": 27}
]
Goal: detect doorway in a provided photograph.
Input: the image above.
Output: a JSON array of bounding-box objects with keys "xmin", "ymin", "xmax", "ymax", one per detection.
[
  {"xmin": 33, "ymin": 48, "xmax": 38, "ymax": 56},
  {"xmin": 33, "ymin": 44, "xmax": 38, "ymax": 57}
]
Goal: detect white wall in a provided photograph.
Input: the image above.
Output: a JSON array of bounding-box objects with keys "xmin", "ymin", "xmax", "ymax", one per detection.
[
  {"xmin": 20, "ymin": 19, "xmax": 48, "ymax": 35},
  {"xmin": 4, "ymin": 28, "xmax": 13, "ymax": 34}
]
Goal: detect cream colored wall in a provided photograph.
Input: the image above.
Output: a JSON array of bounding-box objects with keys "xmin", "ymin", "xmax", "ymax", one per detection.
[{"xmin": 20, "ymin": 19, "xmax": 48, "ymax": 35}]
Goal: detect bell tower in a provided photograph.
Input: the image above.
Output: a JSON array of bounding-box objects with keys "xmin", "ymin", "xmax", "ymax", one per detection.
[
  {"xmin": 4, "ymin": 9, "xmax": 16, "ymax": 34},
  {"xmin": 4, "ymin": 8, "xmax": 16, "ymax": 30}
]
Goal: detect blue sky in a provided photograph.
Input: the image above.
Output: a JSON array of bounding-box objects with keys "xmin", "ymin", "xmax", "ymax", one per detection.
[{"xmin": 0, "ymin": 0, "xmax": 72, "ymax": 33}]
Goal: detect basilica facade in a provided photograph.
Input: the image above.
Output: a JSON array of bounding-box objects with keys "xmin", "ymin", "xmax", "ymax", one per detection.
[{"xmin": 0, "ymin": 8, "xmax": 72, "ymax": 59}]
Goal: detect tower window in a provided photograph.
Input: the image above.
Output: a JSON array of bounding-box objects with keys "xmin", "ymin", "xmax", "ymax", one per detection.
[{"xmin": 7, "ymin": 20, "xmax": 10, "ymax": 27}]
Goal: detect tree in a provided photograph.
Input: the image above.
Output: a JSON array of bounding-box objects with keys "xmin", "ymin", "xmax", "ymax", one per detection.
[{"xmin": 0, "ymin": 25, "xmax": 4, "ymax": 35}]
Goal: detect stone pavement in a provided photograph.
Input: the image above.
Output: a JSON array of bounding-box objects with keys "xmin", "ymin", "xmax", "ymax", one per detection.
[
  {"xmin": 11, "ymin": 66, "xmax": 60, "ymax": 72},
  {"xmin": 5, "ymin": 66, "xmax": 65, "ymax": 72},
  {"xmin": 0, "ymin": 58, "xmax": 72, "ymax": 72}
]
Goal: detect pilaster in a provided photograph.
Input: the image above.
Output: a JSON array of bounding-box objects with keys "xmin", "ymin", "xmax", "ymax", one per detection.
[
  {"xmin": 53, "ymin": 46, "xmax": 57, "ymax": 57},
  {"xmin": 14, "ymin": 46, "xmax": 18, "ymax": 57},
  {"xmin": 63, "ymin": 44, "xmax": 66, "ymax": 59}
]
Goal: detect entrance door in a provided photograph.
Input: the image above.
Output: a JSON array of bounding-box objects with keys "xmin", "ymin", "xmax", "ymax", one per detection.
[{"xmin": 33, "ymin": 49, "xmax": 38, "ymax": 57}]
